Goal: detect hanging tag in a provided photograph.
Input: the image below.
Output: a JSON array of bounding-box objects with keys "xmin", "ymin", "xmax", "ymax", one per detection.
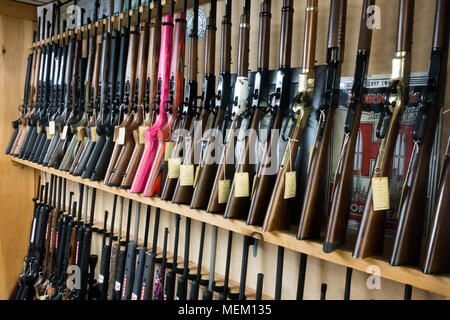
[
  {"xmin": 284, "ymin": 171, "xmax": 297, "ymax": 199},
  {"xmin": 180, "ymin": 164, "xmax": 194, "ymax": 186},
  {"xmin": 49, "ymin": 121, "xmax": 56, "ymax": 135},
  {"xmin": 235, "ymin": 172, "xmax": 249, "ymax": 198},
  {"xmin": 165, "ymin": 142, "xmax": 175, "ymax": 161},
  {"xmin": 36, "ymin": 126, "xmax": 41, "ymax": 134},
  {"xmin": 168, "ymin": 158, "xmax": 182, "ymax": 179},
  {"xmin": 91, "ymin": 127, "xmax": 99, "ymax": 142},
  {"xmin": 61, "ymin": 125, "xmax": 69, "ymax": 140},
  {"xmin": 76, "ymin": 127, "xmax": 83, "ymax": 141},
  {"xmin": 46, "ymin": 127, "xmax": 52, "ymax": 140},
  {"xmin": 372, "ymin": 177, "xmax": 390, "ymax": 211},
  {"xmin": 117, "ymin": 127, "xmax": 126, "ymax": 145},
  {"xmin": 138, "ymin": 126, "xmax": 149, "ymax": 144},
  {"xmin": 218, "ymin": 179, "xmax": 231, "ymax": 204}
]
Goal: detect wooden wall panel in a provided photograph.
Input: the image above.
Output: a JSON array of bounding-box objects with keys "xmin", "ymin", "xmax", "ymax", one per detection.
[{"xmin": 0, "ymin": 14, "xmax": 35, "ymax": 299}]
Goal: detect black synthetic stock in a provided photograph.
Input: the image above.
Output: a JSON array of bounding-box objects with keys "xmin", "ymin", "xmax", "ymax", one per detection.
[
  {"xmin": 344, "ymin": 267, "xmax": 352, "ymax": 300},
  {"xmin": 6, "ymin": 128, "xmax": 19, "ymax": 155},
  {"xmin": 90, "ymin": 136, "xmax": 114, "ymax": 181},
  {"xmin": 81, "ymin": 135, "xmax": 106, "ymax": 178},
  {"xmin": 121, "ymin": 242, "xmax": 137, "ymax": 300},
  {"xmin": 320, "ymin": 283, "xmax": 327, "ymax": 300}
]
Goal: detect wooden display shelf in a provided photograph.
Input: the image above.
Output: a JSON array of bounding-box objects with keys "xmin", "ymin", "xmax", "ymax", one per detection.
[{"xmin": 9, "ymin": 156, "xmax": 450, "ymax": 298}]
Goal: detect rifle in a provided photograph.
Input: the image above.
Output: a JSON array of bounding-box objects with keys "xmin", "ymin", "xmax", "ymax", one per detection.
[
  {"xmin": 71, "ymin": 0, "xmax": 101, "ymax": 176},
  {"xmin": 90, "ymin": 0, "xmax": 131, "ymax": 181},
  {"xmin": 164, "ymin": 213, "xmax": 181, "ymax": 300},
  {"xmin": 90, "ymin": 209, "xmax": 109, "ymax": 298},
  {"xmin": 49, "ymin": 13, "xmax": 85, "ymax": 169},
  {"xmin": 81, "ymin": 10, "xmax": 114, "ymax": 179},
  {"xmin": 106, "ymin": 197, "xmax": 124, "ymax": 300},
  {"xmin": 238, "ymin": 236, "xmax": 258, "ymax": 300},
  {"xmin": 102, "ymin": 0, "xmax": 140, "ymax": 185},
  {"xmin": 255, "ymin": 0, "xmax": 317, "ymax": 229},
  {"xmin": 353, "ymin": 0, "xmax": 414, "ymax": 259},
  {"xmin": 98, "ymin": 195, "xmax": 118, "ymax": 299},
  {"xmin": 297, "ymin": 0, "xmax": 347, "ymax": 240},
  {"xmin": 121, "ymin": 202, "xmax": 142, "ymax": 299},
  {"xmin": 131, "ymin": 205, "xmax": 152, "ymax": 299},
  {"xmin": 140, "ymin": 207, "xmax": 160, "ymax": 300},
  {"xmin": 172, "ymin": 0, "xmax": 217, "ymax": 204},
  {"xmin": 324, "ymin": 0, "xmax": 375, "ymax": 252},
  {"xmin": 320, "ymin": 283, "xmax": 327, "ymax": 300},
  {"xmin": 120, "ymin": 1, "xmax": 163, "ymax": 189},
  {"xmin": 223, "ymin": 0, "xmax": 272, "ymax": 220},
  {"xmin": 189, "ymin": 222, "xmax": 207, "ymax": 300},
  {"xmin": 79, "ymin": 188, "xmax": 97, "ymax": 300},
  {"xmin": 218, "ymin": 231, "xmax": 233, "ymax": 300},
  {"xmin": 274, "ymin": 246, "xmax": 284, "ymax": 300},
  {"xmin": 112, "ymin": 198, "xmax": 131, "ymax": 300},
  {"xmin": 175, "ymin": 217, "xmax": 192, "ymax": 300},
  {"xmin": 59, "ymin": 9, "xmax": 91, "ymax": 171},
  {"xmin": 107, "ymin": 0, "xmax": 151, "ymax": 187},
  {"xmin": 191, "ymin": 0, "xmax": 233, "ymax": 209},
  {"xmin": 7, "ymin": 30, "xmax": 35, "ymax": 155},
  {"xmin": 423, "ymin": 136, "xmax": 450, "ymax": 274},
  {"xmin": 159, "ymin": 0, "xmax": 199, "ymax": 201},
  {"xmin": 153, "ymin": 227, "xmax": 169, "ymax": 300},
  {"xmin": 136, "ymin": 0, "xmax": 186, "ymax": 196},
  {"xmin": 391, "ymin": 0, "xmax": 448, "ymax": 267},
  {"xmin": 206, "ymin": 0, "xmax": 251, "ymax": 213},
  {"xmin": 12, "ymin": 9, "xmax": 46, "ymax": 158},
  {"xmin": 202, "ymin": 225, "xmax": 217, "ymax": 300}
]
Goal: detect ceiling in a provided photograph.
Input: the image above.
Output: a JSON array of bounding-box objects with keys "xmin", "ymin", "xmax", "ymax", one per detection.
[{"xmin": 12, "ymin": 0, "xmax": 55, "ymax": 6}]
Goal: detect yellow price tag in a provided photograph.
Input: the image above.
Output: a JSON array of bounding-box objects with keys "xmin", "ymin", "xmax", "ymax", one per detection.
[
  {"xmin": 91, "ymin": 127, "xmax": 99, "ymax": 142},
  {"xmin": 76, "ymin": 127, "xmax": 83, "ymax": 141},
  {"xmin": 235, "ymin": 172, "xmax": 249, "ymax": 198},
  {"xmin": 138, "ymin": 126, "xmax": 149, "ymax": 144},
  {"xmin": 372, "ymin": 177, "xmax": 390, "ymax": 211},
  {"xmin": 180, "ymin": 164, "xmax": 194, "ymax": 186},
  {"xmin": 117, "ymin": 127, "xmax": 126, "ymax": 145},
  {"xmin": 218, "ymin": 179, "xmax": 231, "ymax": 204},
  {"xmin": 165, "ymin": 142, "xmax": 175, "ymax": 161},
  {"xmin": 284, "ymin": 171, "xmax": 297, "ymax": 199},
  {"xmin": 168, "ymin": 158, "xmax": 182, "ymax": 179}
]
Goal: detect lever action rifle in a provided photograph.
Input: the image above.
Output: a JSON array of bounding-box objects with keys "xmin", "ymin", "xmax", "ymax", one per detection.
[
  {"xmin": 172, "ymin": 0, "xmax": 217, "ymax": 204},
  {"xmin": 191, "ymin": 0, "xmax": 233, "ymax": 209},
  {"xmin": 15, "ymin": 8, "xmax": 48, "ymax": 159},
  {"xmin": 158, "ymin": 0, "xmax": 198, "ymax": 201},
  {"xmin": 121, "ymin": 0, "xmax": 163, "ymax": 189},
  {"xmin": 256, "ymin": 0, "xmax": 317, "ymax": 230},
  {"xmin": 207, "ymin": 0, "xmax": 251, "ymax": 214},
  {"xmin": 102, "ymin": 0, "xmax": 141, "ymax": 185},
  {"xmin": 131, "ymin": 205, "xmax": 152, "ymax": 300},
  {"xmin": 324, "ymin": 0, "xmax": 375, "ymax": 252},
  {"xmin": 136, "ymin": 0, "xmax": 186, "ymax": 196},
  {"xmin": 82, "ymin": 9, "xmax": 113, "ymax": 179},
  {"xmin": 297, "ymin": 0, "xmax": 347, "ymax": 241},
  {"xmin": 49, "ymin": 12, "xmax": 85, "ymax": 169},
  {"xmin": 423, "ymin": 136, "xmax": 450, "ymax": 274},
  {"xmin": 89, "ymin": 0, "xmax": 124, "ymax": 181},
  {"xmin": 60, "ymin": 11, "xmax": 91, "ymax": 171},
  {"xmin": 71, "ymin": 0, "xmax": 101, "ymax": 176},
  {"xmin": 140, "ymin": 207, "xmax": 161, "ymax": 300},
  {"xmin": 153, "ymin": 227, "xmax": 169, "ymax": 300},
  {"xmin": 164, "ymin": 213, "xmax": 181, "ymax": 300},
  {"xmin": 225, "ymin": 0, "xmax": 274, "ymax": 220},
  {"xmin": 353, "ymin": 0, "xmax": 414, "ymax": 259},
  {"xmin": 107, "ymin": 0, "xmax": 151, "ymax": 187},
  {"xmin": 391, "ymin": 0, "xmax": 448, "ymax": 267}
]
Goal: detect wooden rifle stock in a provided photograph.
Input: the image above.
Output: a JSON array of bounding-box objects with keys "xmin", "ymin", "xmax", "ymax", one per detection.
[
  {"xmin": 298, "ymin": 0, "xmax": 347, "ymax": 240},
  {"xmin": 323, "ymin": 0, "xmax": 375, "ymax": 251},
  {"xmin": 172, "ymin": 0, "xmax": 216, "ymax": 204},
  {"xmin": 191, "ymin": 0, "xmax": 232, "ymax": 209},
  {"xmin": 353, "ymin": 0, "xmax": 414, "ymax": 259},
  {"xmin": 391, "ymin": 0, "xmax": 447, "ymax": 266}
]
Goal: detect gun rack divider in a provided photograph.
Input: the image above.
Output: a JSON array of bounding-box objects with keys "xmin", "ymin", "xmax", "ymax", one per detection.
[{"xmin": 8, "ymin": 156, "xmax": 450, "ymax": 298}]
